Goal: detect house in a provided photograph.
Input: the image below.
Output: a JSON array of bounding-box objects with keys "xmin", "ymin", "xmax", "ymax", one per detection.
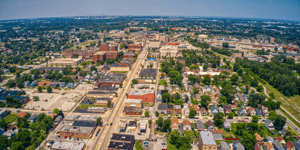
[
  {"xmin": 28, "ymin": 114, "xmax": 38, "ymax": 123},
  {"xmin": 195, "ymin": 120, "xmax": 206, "ymax": 131},
  {"xmin": 285, "ymin": 141, "xmax": 295, "ymax": 150},
  {"xmin": 220, "ymin": 142, "xmax": 230, "ymax": 150},
  {"xmin": 263, "ymin": 142, "xmax": 275, "ymax": 150},
  {"xmin": 174, "ymin": 105, "xmax": 181, "ymax": 115},
  {"xmin": 254, "ymin": 143, "xmax": 263, "ymax": 150},
  {"xmin": 200, "ymin": 107, "xmax": 207, "ymax": 116},
  {"xmin": 238, "ymin": 107, "xmax": 247, "ymax": 116},
  {"xmin": 262, "ymin": 106, "xmax": 269, "ymax": 116},
  {"xmin": 218, "ymin": 107, "xmax": 224, "ymax": 114},
  {"xmin": 211, "ymin": 106, "xmax": 218, "ymax": 116},
  {"xmin": 24, "ymin": 81, "xmax": 30, "ymax": 87},
  {"xmin": 254, "ymin": 133, "xmax": 264, "ymax": 145},
  {"xmin": 184, "ymin": 107, "xmax": 189, "ymax": 116},
  {"xmin": 128, "ymin": 121, "xmax": 137, "ymax": 131},
  {"xmin": 223, "ymin": 105, "xmax": 232, "ymax": 114},
  {"xmin": 171, "ymin": 117, "xmax": 179, "ymax": 131},
  {"xmin": 167, "ymin": 104, "xmax": 173, "ymax": 115},
  {"xmin": 182, "ymin": 120, "xmax": 192, "ymax": 130},
  {"xmin": 291, "ymin": 141, "xmax": 300, "ymax": 150},
  {"xmin": 0, "ymin": 109, "xmax": 9, "ymax": 119},
  {"xmin": 266, "ymin": 136, "xmax": 274, "ymax": 144},
  {"xmin": 3, "ymin": 129, "xmax": 18, "ymax": 139},
  {"xmin": 211, "ymin": 130, "xmax": 223, "ymax": 140},
  {"xmin": 67, "ymin": 83, "xmax": 74, "ymax": 89},
  {"xmin": 194, "ymin": 105, "xmax": 200, "ymax": 118},
  {"xmin": 273, "ymin": 140, "xmax": 284, "ymax": 150},
  {"xmin": 247, "ymin": 106, "xmax": 256, "ymax": 116},
  {"xmin": 198, "ymin": 131, "xmax": 217, "ymax": 150},
  {"xmin": 30, "ymin": 81, "xmax": 38, "ymax": 87},
  {"xmin": 256, "ymin": 108, "xmax": 263, "ymax": 116},
  {"xmin": 274, "ymin": 137, "xmax": 285, "ymax": 145},
  {"xmin": 206, "ymin": 120, "xmax": 215, "ymax": 131},
  {"xmin": 231, "ymin": 104, "xmax": 237, "ymax": 110},
  {"xmin": 17, "ymin": 112, "xmax": 27, "ymax": 118},
  {"xmin": 232, "ymin": 141, "xmax": 245, "ymax": 150},
  {"xmin": 223, "ymin": 120, "xmax": 232, "ymax": 130},
  {"xmin": 157, "ymin": 103, "xmax": 168, "ymax": 114},
  {"xmin": 0, "ymin": 128, "xmax": 4, "ymax": 136},
  {"xmin": 264, "ymin": 119, "xmax": 275, "ymax": 131}
]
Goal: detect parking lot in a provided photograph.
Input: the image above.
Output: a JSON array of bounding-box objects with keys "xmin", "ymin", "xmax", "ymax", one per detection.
[{"xmin": 74, "ymin": 84, "xmax": 93, "ymax": 91}]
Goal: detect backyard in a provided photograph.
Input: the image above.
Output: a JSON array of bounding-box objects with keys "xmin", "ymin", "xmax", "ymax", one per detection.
[{"xmin": 4, "ymin": 113, "xmax": 17, "ymax": 124}]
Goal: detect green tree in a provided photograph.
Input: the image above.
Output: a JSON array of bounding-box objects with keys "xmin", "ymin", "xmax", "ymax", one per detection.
[
  {"xmin": 274, "ymin": 115, "xmax": 286, "ymax": 130},
  {"xmin": 162, "ymin": 93, "xmax": 171, "ymax": 103},
  {"xmin": 155, "ymin": 111, "xmax": 159, "ymax": 117},
  {"xmin": 38, "ymin": 86, "xmax": 43, "ymax": 93},
  {"xmin": 47, "ymin": 86, "xmax": 52, "ymax": 93},
  {"xmin": 156, "ymin": 117, "xmax": 163, "ymax": 127},
  {"xmin": 162, "ymin": 119, "xmax": 171, "ymax": 132},
  {"xmin": 228, "ymin": 112, "xmax": 234, "ymax": 119},
  {"xmin": 203, "ymin": 75, "xmax": 211, "ymax": 85},
  {"xmin": 97, "ymin": 117, "xmax": 102, "ymax": 126},
  {"xmin": 144, "ymin": 111, "xmax": 150, "ymax": 117},
  {"xmin": 269, "ymin": 92, "xmax": 275, "ymax": 99},
  {"xmin": 53, "ymin": 108, "xmax": 59, "ymax": 115},
  {"xmin": 200, "ymin": 95, "xmax": 211, "ymax": 109},
  {"xmin": 213, "ymin": 112, "xmax": 224, "ymax": 128},
  {"xmin": 257, "ymin": 85, "xmax": 263, "ymax": 92},
  {"xmin": 148, "ymin": 120, "xmax": 152, "ymax": 124},
  {"xmin": 132, "ymin": 79, "xmax": 138, "ymax": 84},
  {"xmin": 170, "ymin": 130, "xmax": 181, "ymax": 145},
  {"xmin": 6, "ymin": 79, "xmax": 15, "ymax": 88},
  {"xmin": 241, "ymin": 133, "xmax": 256, "ymax": 150},
  {"xmin": 268, "ymin": 110, "xmax": 278, "ymax": 121},
  {"xmin": 252, "ymin": 115, "xmax": 259, "ymax": 123},
  {"xmin": 189, "ymin": 107, "xmax": 195, "ymax": 118},
  {"xmin": 193, "ymin": 87, "xmax": 199, "ymax": 94},
  {"xmin": 107, "ymin": 100, "xmax": 112, "ymax": 107}
]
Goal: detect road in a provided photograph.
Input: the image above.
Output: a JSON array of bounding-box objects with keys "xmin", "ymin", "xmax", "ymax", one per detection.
[{"xmin": 92, "ymin": 46, "xmax": 148, "ymax": 150}]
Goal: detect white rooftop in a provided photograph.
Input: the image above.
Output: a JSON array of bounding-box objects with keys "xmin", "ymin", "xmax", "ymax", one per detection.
[{"xmin": 200, "ymin": 131, "xmax": 217, "ymax": 145}]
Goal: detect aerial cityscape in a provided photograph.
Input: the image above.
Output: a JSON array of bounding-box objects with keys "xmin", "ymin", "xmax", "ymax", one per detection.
[{"xmin": 0, "ymin": 1, "xmax": 300, "ymax": 150}]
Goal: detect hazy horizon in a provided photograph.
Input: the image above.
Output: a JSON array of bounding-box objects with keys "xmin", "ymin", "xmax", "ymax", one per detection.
[{"xmin": 0, "ymin": 0, "xmax": 300, "ymax": 21}]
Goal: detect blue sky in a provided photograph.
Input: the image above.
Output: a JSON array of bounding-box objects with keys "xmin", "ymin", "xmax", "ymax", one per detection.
[{"xmin": 0, "ymin": 0, "xmax": 300, "ymax": 21}]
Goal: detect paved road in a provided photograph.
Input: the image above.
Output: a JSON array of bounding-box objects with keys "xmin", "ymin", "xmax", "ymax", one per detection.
[{"xmin": 94, "ymin": 46, "xmax": 148, "ymax": 150}]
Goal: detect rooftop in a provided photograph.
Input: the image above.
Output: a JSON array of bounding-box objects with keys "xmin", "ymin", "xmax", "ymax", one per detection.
[
  {"xmin": 200, "ymin": 131, "xmax": 217, "ymax": 145},
  {"xmin": 128, "ymin": 89, "xmax": 154, "ymax": 96},
  {"xmin": 51, "ymin": 141, "xmax": 86, "ymax": 150}
]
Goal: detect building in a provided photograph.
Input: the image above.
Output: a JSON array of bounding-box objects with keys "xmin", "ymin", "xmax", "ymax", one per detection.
[
  {"xmin": 0, "ymin": 109, "xmax": 9, "ymax": 119},
  {"xmin": 87, "ymin": 91, "xmax": 116, "ymax": 99},
  {"xmin": 0, "ymin": 91, "xmax": 30, "ymax": 105},
  {"xmin": 51, "ymin": 141, "xmax": 86, "ymax": 150},
  {"xmin": 92, "ymin": 51, "xmax": 106, "ymax": 63},
  {"xmin": 159, "ymin": 45, "xmax": 178, "ymax": 58},
  {"xmin": 110, "ymin": 64, "xmax": 131, "ymax": 71},
  {"xmin": 107, "ymin": 134, "xmax": 135, "ymax": 150},
  {"xmin": 157, "ymin": 103, "xmax": 168, "ymax": 114},
  {"xmin": 123, "ymin": 52, "xmax": 135, "ymax": 59},
  {"xmin": 106, "ymin": 51, "xmax": 119, "ymax": 59},
  {"xmin": 97, "ymin": 72, "xmax": 125, "ymax": 87},
  {"xmin": 195, "ymin": 120, "xmax": 206, "ymax": 131},
  {"xmin": 206, "ymin": 120, "xmax": 215, "ymax": 131},
  {"xmin": 198, "ymin": 131, "xmax": 217, "ymax": 150},
  {"xmin": 139, "ymin": 69, "xmax": 157, "ymax": 78},
  {"xmin": 124, "ymin": 99, "xmax": 143, "ymax": 108},
  {"xmin": 58, "ymin": 120, "xmax": 97, "ymax": 139},
  {"xmin": 167, "ymin": 104, "xmax": 173, "ymax": 114},
  {"xmin": 28, "ymin": 114, "xmax": 38, "ymax": 123},
  {"xmin": 99, "ymin": 44, "xmax": 118, "ymax": 51},
  {"xmin": 140, "ymin": 121, "xmax": 147, "ymax": 132},
  {"xmin": 182, "ymin": 120, "xmax": 192, "ymax": 130},
  {"xmin": 232, "ymin": 141, "xmax": 245, "ymax": 150},
  {"xmin": 128, "ymin": 121, "xmax": 137, "ymax": 131},
  {"xmin": 119, "ymin": 121, "xmax": 127, "ymax": 132},
  {"xmin": 264, "ymin": 119, "xmax": 275, "ymax": 131},
  {"xmin": 49, "ymin": 56, "xmax": 83, "ymax": 67},
  {"xmin": 123, "ymin": 107, "xmax": 143, "ymax": 115},
  {"xmin": 148, "ymin": 40, "xmax": 161, "ymax": 49},
  {"xmin": 17, "ymin": 112, "xmax": 27, "ymax": 118},
  {"xmin": 211, "ymin": 130, "xmax": 223, "ymax": 140},
  {"xmin": 174, "ymin": 105, "xmax": 181, "ymax": 115},
  {"xmin": 127, "ymin": 89, "xmax": 155, "ymax": 103},
  {"xmin": 128, "ymin": 44, "xmax": 143, "ymax": 52},
  {"xmin": 171, "ymin": 117, "xmax": 179, "ymax": 131}
]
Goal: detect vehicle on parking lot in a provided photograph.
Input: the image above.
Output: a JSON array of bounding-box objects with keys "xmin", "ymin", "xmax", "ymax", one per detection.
[
  {"xmin": 138, "ymin": 133, "xmax": 142, "ymax": 135},
  {"xmin": 110, "ymin": 123, "xmax": 113, "ymax": 126}
]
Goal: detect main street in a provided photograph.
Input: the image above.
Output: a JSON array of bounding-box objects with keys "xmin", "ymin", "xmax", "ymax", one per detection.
[{"xmin": 90, "ymin": 45, "xmax": 148, "ymax": 150}]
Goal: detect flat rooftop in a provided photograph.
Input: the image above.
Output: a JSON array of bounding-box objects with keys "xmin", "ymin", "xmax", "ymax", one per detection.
[
  {"xmin": 200, "ymin": 131, "xmax": 217, "ymax": 145},
  {"xmin": 128, "ymin": 89, "xmax": 154, "ymax": 96},
  {"xmin": 51, "ymin": 141, "xmax": 86, "ymax": 150}
]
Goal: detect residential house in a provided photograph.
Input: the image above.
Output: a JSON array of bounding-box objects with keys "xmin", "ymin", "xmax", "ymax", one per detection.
[
  {"xmin": 274, "ymin": 137, "xmax": 285, "ymax": 145},
  {"xmin": 262, "ymin": 106, "xmax": 269, "ymax": 116},
  {"xmin": 264, "ymin": 119, "xmax": 275, "ymax": 131},
  {"xmin": 24, "ymin": 81, "xmax": 30, "ymax": 87},
  {"xmin": 263, "ymin": 142, "xmax": 275, "ymax": 150},
  {"xmin": 292, "ymin": 141, "xmax": 300, "ymax": 150},
  {"xmin": 28, "ymin": 114, "xmax": 38, "ymax": 123},
  {"xmin": 220, "ymin": 142, "xmax": 230, "ymax": 150},
  {"xmin": 285, "ymin": 141, "xmax": 295, "ymax": 150},
  {"xmin": 194, "ymin": 105, "xmax": 200, "ymax": 118},
  {"xmin": 174, "ymin": 105, "xmax": 181, "ymax": 115},
  {"xmin": 256, "ymin": 108, "xmax": 263, "ymax": 116},
  {"xmin": 254, "ymin": 133, "xmax": 264, "ymax": 145},
  {"xmin": 167, "ymin": 104, "xmax": 174, "ymax": 115},
  {"xmin": 254, "ymin": 143, "xmax": 263, "ymax": 150},
  {"xmin": 247, "ymin": 106, "xmax": 256, "ymax": 116},
  {"xmin": 211, "ymin": 106, "xmax": 218, "ymax": 116},
  {"xmin": 182, "ymin": 120, "xmax": 192, "ymax": 130},
  {"xmin": 0, "ymin": 109, "xmax": 9, "ymax": 119},
  {"xmin": 232, "ymin": 141, "xmax": 245, "ymax": 150},
  {"xmin": 206, "ymin": 120, "xmax": 215, "ymax": 131},
  {"xmin": 195, "ymin": 120, "xmax": 206, "ymax": 131},
  {"xmin": 184, "ymin": 107, "xmax": 189, "ymax": 116},
  {"xmin": 157, "ymin": 103, "xmax": 167, "ymax": 114},
  {"xmin": 223, "ymin": 105, "xmax": 232, "ymax": 114},
  {"xmin": 0, "ymin": 128, "xmax": 4, "ymax": 136},
  {"xmin": 3, "ymin": 129, "xmax": 18, "ymax": 139},
  {"xmin": 266, "ymin": 137, "xmax": 274, "ymax": 144},
  {"xmin": 198, "ymin": 131, "xmax": 217, "ymax": 150},
  {"xmin": 218, "ymin": 107, "xmax": 224, "ymax": 114},
  {"xmin": 17, "ymin": 112, "xmax": 27, "ymax": 118},
  {"xmin": 211, "ymin": 130, "xmax": 223, "ymax": 140},
  {"xmin": 171, "ymin": 117, "xmax": 179, "ymax": 131},
  {"xmin": 200, "ymin": 107, "xmax": 207, "ymax": 116},
  {"xmin": 273, "ymin": 140, "xmax": 285, "ymax": 150},
  {"xmin": 238, "ymin": 107, "xmax": 247, "ymax": 116},
  {"xmin": 231, "ymin": 104, "xmax": 237, "ymax": 110},
  {"xmin": 223, "ymin": 120, "xmax": 232, "ymax": 130}
]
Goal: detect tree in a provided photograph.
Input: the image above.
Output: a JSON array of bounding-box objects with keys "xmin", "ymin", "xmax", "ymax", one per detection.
[
  {"xmin": 144, "ymin": 111, "xmax": 150, "ymax": 117},
  {"xmin": 268, "ymin": 110, "xmax": 278, "ymax": 121},
  {"xmin": 274, "ymin": 115, "xmax": 286, "ymax": 130},
  {"xmin": 156, "ymin": 117, "xmax": 163, "ymax": 127},
  {"xmin": 119, "ymin": 83, "xmax": 123, "ymax": 88},
  {"xmin": 233, "ymin": 62, "xmax": 240, "ymax": 72},
  {"xmin": 132, "ymin": 79, "xmax": 138, "ymax": 84},
  {"xmin": 6, "ymin": 79, "xmax": 15, "ymax": 88},
  {"xmin": 0, "ymin": 135, "xmax": 7, "ymax": 150},
  {"xmin": 10, "ymin": 141, "xmax": 24, "ymax": 150},
  {"xmin": 236, "ymin": 123, "xmax": 246, "ymax": 136},
  {"xmin": 148, "ymin": 120, "xmax": 152, "ymax": 124},
  {"xmin": 237, "ymin": 69, "xmax": 243, "ymax": 76},
  {"xmin": 162, "ymin": 93, "xmax": 171, "ymax": 103},
  {"xmin": 192, "ymin": 87, "xmax": 199, "ymax": 94},
  {"xmin": 0, "ymin": 119, "xmax": 8, "ymax": 130},
  {"xmin": 257, "ymin": 85, "xmax": 263, "ymax": 92},
  {"xmin": 162, "ymin": 119, "xmax": 171, "ymax": 132},
  {"xmin": 248, "ymin": 94, "xmax": 265, "ymax": 108},
  {"xmin": 241, "ymin": 133, "xmax": 256, "ymax": 150},
  {"xmin": 107, "ymin": 100, "xmax": 112, "ymax": 107},
  {"xmin": 228, "ymin": 112, "xmax": 234, "ymax": 119},
  {"xmin": 47, "ymin": 86, "xmax": 52, "ymax": 93},
  {"xmin": 213, "ymin": 112, "xmax": 224, "ymax": 128},
  {"xmin": 97, "ymin": 117, "xmax": 103, "ymax": 126},
  {"xmin": 71, "ymin": 54, "xmax": 79, "ymax": 58},
  {"xmin": 200, "ymin": 95, "xmax": 211, "ymax": 109},
  {"xmin": 222, "ymin": 42, "xmax": 229, "ymax": 48},
  {"xmin": 33, "ymin": 96, "xmax": 39, "ymax": 101},
  {"xmin": 155, "ymin": 111, "xmax": 159, "ymax": 117},
  {"xmin": 203, "ymin": 75, "xmax": 211, "ymax": 85},
  {"xmin": 230, "ymin": 74, "xmax": 239, "ymax": 85},
  {"xmin": 170, "ymin": 130, "xmax": 181, "ymax": 145},
  {"xmin": 252, "ymin": 115, "xmax": 259, "ymax": 123},
  {"xmin": 189, "ymin": 107, "xmax": 195, "ymax": 118},
  {"xmin": 38, "ymin": 86, "xmax": 43, "ymax": 93},
  {"xmin": 53, "ymin": 108, "xmax": 59, "ymax": 115},
  {"xmin": 119, "ymin": 43, "xmax": 127, "ymax": 49},
  {"xmin": 269, "ymin": 92, "xmax": 275, "ymax": 99}
]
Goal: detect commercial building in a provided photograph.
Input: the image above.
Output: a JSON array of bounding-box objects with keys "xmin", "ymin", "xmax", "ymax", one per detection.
[
  {"xmin": 63, "ymin": 49, "xmax": 98, "ymax": 60},
  {"xmin": 159, "ymin": 45, "xmax": 179, "ymax": 58},
  {"xmin": 127, "ymin": 89, "xmax": 155, "ymax": 103},
  {"xmin": 48, "ymin": 56, "xmax": 83, "ymax": 67},
  {"xmin": 99, "ymin": 44, "xmax": 118, "ymax": 51},
  {"xmin": 107, "ymin": 134, "xmax": 135, "ymax": 150},
  {"xmin": 97, "ymin": 72, "xmax": 126, "ymax": 87},
  {"xmin": 128, "ymin": 44, "xmax": 143, "ymax": 52},
  {"xmin": 58, "ymin": 120, "xmax": 97, "ymax": 139},
  {"xmin": 0, "ymin": 91, "xmax": 30, "ymax": 105},
  {"xmin": 92, "ymin": 51, "xmax": 106, "ymax": 63},
  {"xmin": 51, "ymin": 141, "xmax": 86, "ymax": 150},
  {"xmin": 148, "ymin": 40, "xmax": 161, "ymax": 49},
  {"xmin": 198, "ymin": 131, "xmax": 217, "ymax": 150},
  {"xmin": 123, "ymin": 52, "xmax": 135, "ymax": 59},
  {"xmin": 123, "ymin": 107, "xmax": 143, "ymax": 115},
  {"xmin": 139, "ymin": 69, "xmax": 157, "ymax": 78},
  {"xmin": 124, "ymin": 98, "xmax": 143, "ymax": 108},
  {"xmin": 110, "ymin": 64, "xmax": 131, "ymax": 71},
  {"xmin": 86, "ymin": 91, "xmax": 116, "ymax": 99}
]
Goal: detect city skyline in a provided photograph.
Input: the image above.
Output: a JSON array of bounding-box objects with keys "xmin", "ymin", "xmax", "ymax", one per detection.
[{"xmin": 1, "ymin": 0, "xmax": 300, "ymax": 21}]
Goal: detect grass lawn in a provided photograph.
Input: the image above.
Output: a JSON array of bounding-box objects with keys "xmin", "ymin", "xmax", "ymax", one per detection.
[
  {"xmin": 223, "ymin": 130, "xmax": 234, "ymax": 138},
  {"xmin": 192, "ymin": 123, "xmax": 197, "ymax": 130},
  {"xmin": 263, "ymin": 82, "xmax": 300, "ymax": 122},
  {"xmin": 111, "ymin": 71, "xmax": 129, "ymax": 74},
  {"xmin": 184, "ymin": 131, "xmax": 196, "ymax": 137},
  {"xmin": 135, "ymin": 141, "xmax": 144, "ymax": 150},
  {"xmin": 70, "ymin": 41, "xmax": 95, "ymax": 50},
  {"xmin": 79, "ymin": 61, "xmax": 93, "ymax": 66},
  {"xmin": 279, "ymin": 108, "xmax": 300, "ymax": 128},
  {"xmin": 167, "ymin": 139, "xmax": 179, "ymax": 150},
  {"xmin": 4, "ymin": 114, "xmax": 17, "ymax": 124},
  {"xmin": 77, "ymin": 104, "xmax": 106, "ymax": 109}
]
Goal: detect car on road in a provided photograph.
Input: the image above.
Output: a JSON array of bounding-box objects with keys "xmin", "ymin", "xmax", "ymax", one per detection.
[
  {"xmin": 138, "ymin": 133, "xmax": 142, "ymax": 135},
  {"xmin": 110, "ymin": 123, "xmax": 113, "ymax": 126}
]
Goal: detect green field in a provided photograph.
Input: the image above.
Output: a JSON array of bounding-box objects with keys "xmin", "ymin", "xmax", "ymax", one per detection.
[
  {"xmin": 77, "ymin": 104, "xmax": 106, "ymax": 109},
  {"xmin": 279, "ymin": 108, "xmax": 300, "ymax": 128},
  {"xmin": 4, "ymin": 114, "xmax": 17, "ymax": 124},
  {"xmin": 263, "ymin": 82, "xmax": 300, "ymax": 122},
  {"xmin": 135, "ymin": 141, "xmax": 144, "ymax": 150},
  {"xmin": 184, "ymin": 131, "xmax": 197, "ymax": 137},
  {"xmin": 70, "ymin": 41, "xmax": 95, "ymax": 50},
  {"xmin": 3, "ymin": 76, "xmax": 13, "ymax": 80},
  {"xmin": 79, "ymin": 61, "xmax": 93, "ymax": 66}
]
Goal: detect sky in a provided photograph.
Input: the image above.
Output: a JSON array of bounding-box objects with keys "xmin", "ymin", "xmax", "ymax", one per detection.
[{"xmin": 0, "ymin": 0, "xmax": 300, "ymax": 21}]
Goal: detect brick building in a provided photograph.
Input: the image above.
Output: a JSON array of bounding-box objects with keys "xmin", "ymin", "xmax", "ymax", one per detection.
[
  {"xmin": 128, "ymin": 44, "xmax": 143, "ymax": 52},
  {"xmin": 63, "ymin": 50, "xmax": 97, "ymax": 60},
  {"xmin": 106, "ymin": 51, "xmax": 119, "ymax": 59},
  {"xmin": 123, "ymin": 107, "xmax": 143, "ymax": 115},
  {"xmin": 123, "ymin": 52, "xmax": 135, "ymax": 59},
  {"xmin": 99, "ymin": 44, "xmax": 118, "ymax": 52},
  {"xmin": 92, "ymin": 51, "xmax": 106, "ymax": 63},
  {"xmin": 127, "ymin": 89, "xmax": 155, "ymax": 103}
]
